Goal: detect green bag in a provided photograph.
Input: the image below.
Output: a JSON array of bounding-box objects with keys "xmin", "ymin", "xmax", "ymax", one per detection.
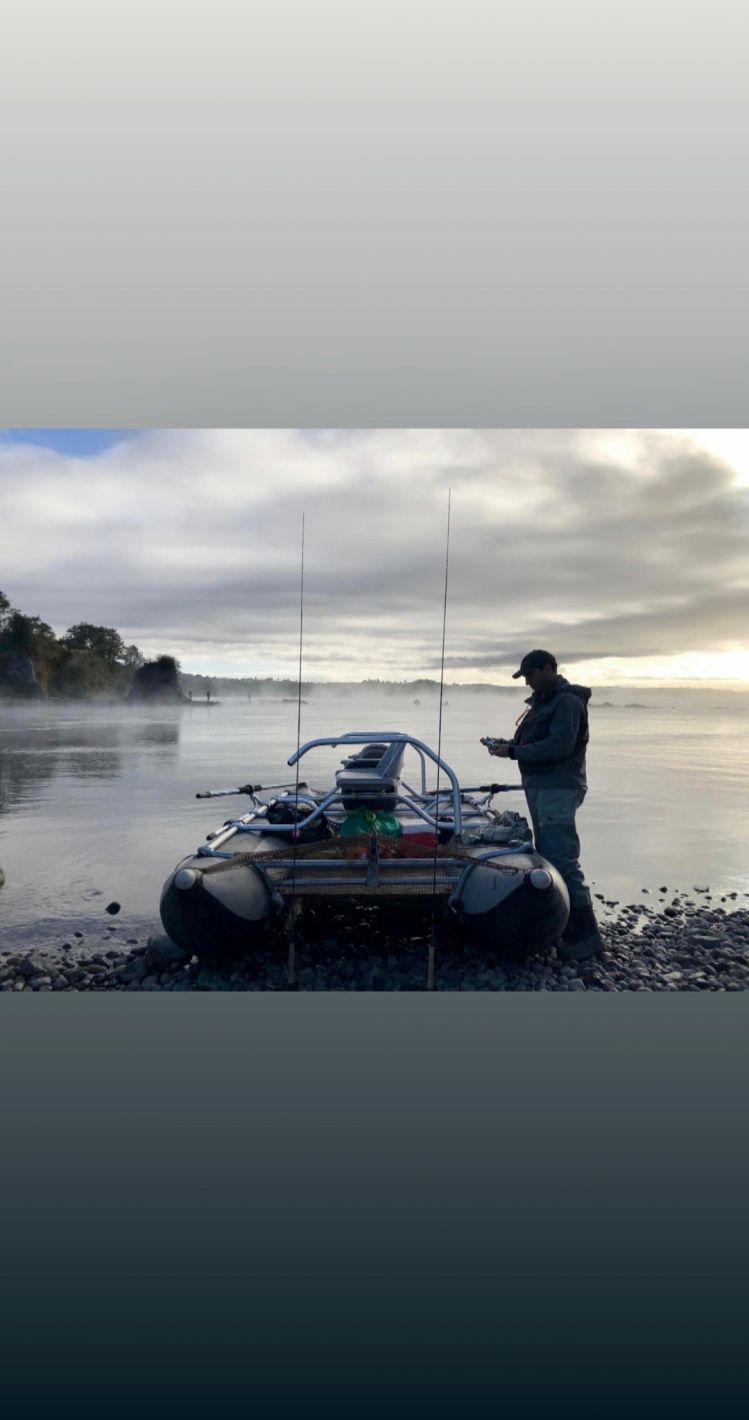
[{"xmin": 340, "ymin": 808, "xmax": 402, "ymax": 838}]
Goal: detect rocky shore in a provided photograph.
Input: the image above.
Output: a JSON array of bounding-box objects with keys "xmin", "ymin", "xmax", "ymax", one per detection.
[{"xmin": 1, "ymin": 888, "xmax": 748, "ymax": 991}]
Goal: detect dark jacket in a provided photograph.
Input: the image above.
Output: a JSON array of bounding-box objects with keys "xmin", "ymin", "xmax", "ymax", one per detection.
[{"xmin": 508, "ymin": 676, "xmax": 591, "ymax": 789}]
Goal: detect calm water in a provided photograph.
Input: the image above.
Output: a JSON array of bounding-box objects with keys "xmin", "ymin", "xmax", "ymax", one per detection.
[{"xmin": 1, "ymin": 692, "xmax": 748, "ymax": 945}]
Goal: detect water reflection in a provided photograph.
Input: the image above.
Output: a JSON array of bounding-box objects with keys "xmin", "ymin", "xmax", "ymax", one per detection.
[
  {"xmin": 0, "ymin": 745, "xmax": 64, "ymax": 811},
  {"xmin": 59, "ymin": 748, "xmax": 123, "ymax": 780},
  {"xmin": 136, "ymin": 722, "xmax": 181, "ymax": 748},
  {"xmin": 0, "ymin": 707, "xmax": 180, "ymax": 814}
]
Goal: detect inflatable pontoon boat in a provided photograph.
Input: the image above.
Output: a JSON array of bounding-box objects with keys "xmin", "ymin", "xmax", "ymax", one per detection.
[{"xmin": 160, "ymin": 732, "xmax": 570, "ymax": 958}]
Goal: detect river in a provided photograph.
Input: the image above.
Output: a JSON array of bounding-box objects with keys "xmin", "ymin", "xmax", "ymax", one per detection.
[{"xmin": 1, "ymin": 689, "xmax": 748, "ymax": 948}]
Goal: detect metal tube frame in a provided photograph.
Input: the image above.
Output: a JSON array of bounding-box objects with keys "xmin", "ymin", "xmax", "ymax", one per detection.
[
  {"xmin": 287, "ymin": 732, "xmax": 465, "ymax": 836},
  {"xmin": 198, "ymin": 736, "xmax": 525, "ymax": 852}
]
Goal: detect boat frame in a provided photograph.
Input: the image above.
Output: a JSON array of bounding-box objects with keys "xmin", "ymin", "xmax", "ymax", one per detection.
[{"xmin": 192, "ymin": 731, "xmax": 534, "ymax": 907}]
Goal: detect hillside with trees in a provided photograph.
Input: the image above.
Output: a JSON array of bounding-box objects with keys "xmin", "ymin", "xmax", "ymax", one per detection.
[{"xmin": 0, "ymin": 590, "xmax": 180, "ymax": 702}]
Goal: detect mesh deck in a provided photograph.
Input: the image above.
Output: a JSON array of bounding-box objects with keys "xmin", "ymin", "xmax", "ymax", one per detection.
[{"xmin": 199, "ymin": 832, "xmax": 524, "ymax": 897}]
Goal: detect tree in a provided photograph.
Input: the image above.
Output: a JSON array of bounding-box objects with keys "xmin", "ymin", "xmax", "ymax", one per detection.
[
  {"xmin": 121, "ymin": 644, "xmax": 145, "ymax": 670},
  {"xmin": 62, "ymin": 623, "xmax": 126, "ymax": 663},
  {"xmin": 127, "ymin": 654, "xmax": 185, "ymax": 702},
  {"xmin": 1, "ymin": 610, "xmax": 55, "ymax": 653}
]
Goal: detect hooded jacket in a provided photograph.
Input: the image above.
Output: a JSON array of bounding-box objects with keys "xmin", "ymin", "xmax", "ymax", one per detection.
[{"xmin": 507, "ymin": 676, "xmax": 591, "ymax": 789}]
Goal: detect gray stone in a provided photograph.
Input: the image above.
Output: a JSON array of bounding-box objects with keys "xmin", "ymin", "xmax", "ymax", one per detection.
[
  {"xmin": 19, "ymin": 953, "xmax": 51, "ymax": 980},
  {"xmin": 118, "ymin": 958, "xmax": 148, "ymax": 984},
  {"xmin": 145, "ymin": 934, "xmax": 188, "ymax": 967}
]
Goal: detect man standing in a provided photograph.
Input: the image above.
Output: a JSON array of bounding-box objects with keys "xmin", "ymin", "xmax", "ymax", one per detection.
[{"xmin": 485, "ymin": 649, "xmax": 604, "ymax": 961}]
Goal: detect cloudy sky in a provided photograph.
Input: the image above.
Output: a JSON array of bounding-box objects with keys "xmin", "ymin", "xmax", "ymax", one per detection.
[{"xmin": 1, "ymin": 428, "xmax": 748, "ymax": 686}]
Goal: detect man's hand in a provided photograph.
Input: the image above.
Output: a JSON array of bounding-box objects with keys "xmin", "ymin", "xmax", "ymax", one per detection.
[{"xmin": 481, "ymin": 737, "xmax": 512, "ymax": 758}]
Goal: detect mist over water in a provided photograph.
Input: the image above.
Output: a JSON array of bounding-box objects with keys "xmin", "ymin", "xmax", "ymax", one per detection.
[{"xmin": 1, "ymin": 686, "xmax": 748, "ymax": 946}]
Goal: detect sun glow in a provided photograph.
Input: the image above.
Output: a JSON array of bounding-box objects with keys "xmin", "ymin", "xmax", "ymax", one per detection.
[
  {"xmin": 562, "ymin": 651, "xmax": 749, "ymax": 688},
  {"xmin": 663, "ymin": 430, "xmax": 749, "ymax": 487}
]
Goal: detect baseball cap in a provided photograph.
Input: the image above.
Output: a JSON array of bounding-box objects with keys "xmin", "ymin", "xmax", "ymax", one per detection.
[{"xmin": 511, "ymin": 649, "xmax": 557, "ymax": 679}]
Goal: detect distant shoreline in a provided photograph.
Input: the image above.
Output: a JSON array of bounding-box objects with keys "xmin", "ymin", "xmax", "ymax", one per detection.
[{"xmin": 2, "ymin": 677, "xmax": 748, "ymax": 710}]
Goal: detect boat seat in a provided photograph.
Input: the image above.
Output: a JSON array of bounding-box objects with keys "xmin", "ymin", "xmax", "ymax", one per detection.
[
  {"xmin": 341, "ymin": 742, "xmax": 389, "ymax": 767},
  {"xmin": 336, "ymin": 741, "xmax": 406, "ymax": 810}
]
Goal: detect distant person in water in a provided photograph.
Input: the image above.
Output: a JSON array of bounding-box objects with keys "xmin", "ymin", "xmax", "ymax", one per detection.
[{"xmin": 484, "ymin": 649, "xmax": 604, "ymax": 961}]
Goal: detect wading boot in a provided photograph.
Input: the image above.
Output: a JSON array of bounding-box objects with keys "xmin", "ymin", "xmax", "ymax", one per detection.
[
  {"xmin": 561, "ymin": 913, "xmax": 578, "ymax": 944},
  {"xmin": 557, "ymin": 904, "xmax": 605, "ymax": 962}
]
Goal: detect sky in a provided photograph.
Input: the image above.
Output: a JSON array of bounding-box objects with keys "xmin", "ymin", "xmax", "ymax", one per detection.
[{"xmin": 1, "ymin": 427, "xmax": 748, "ymax": 687}]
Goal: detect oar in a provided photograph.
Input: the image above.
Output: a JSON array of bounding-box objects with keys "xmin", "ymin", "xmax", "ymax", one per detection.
[{"xmin": 195, "ymin": 781, "xmax": 307, "ymax": 799}]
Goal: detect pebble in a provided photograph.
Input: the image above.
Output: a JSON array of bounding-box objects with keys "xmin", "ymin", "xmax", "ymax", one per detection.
[
  {"xmin": 144, "ymin": 934, "xmax": 189, "ymax": 968},
  {"xmin": 19, "ymin": 953, "xmax": 51, "ymax": 980},
  {"xmin": 4, "ymin": 887, "xmax": 749, "ymax": 993}
]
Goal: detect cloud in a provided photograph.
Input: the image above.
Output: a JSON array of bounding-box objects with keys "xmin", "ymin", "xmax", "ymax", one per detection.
[{"xmin": 1, "ymin": 428, "xmax": 747, "ymax": 681}]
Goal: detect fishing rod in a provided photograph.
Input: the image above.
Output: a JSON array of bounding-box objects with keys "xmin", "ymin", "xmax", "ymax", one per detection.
[
  {"xmin": 428, "ymin": 487, "xmax": 452, "ymax": 992},
  {"xmin": 288, "ymin": 511, "xmax": 306, "ymax": 989}
]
